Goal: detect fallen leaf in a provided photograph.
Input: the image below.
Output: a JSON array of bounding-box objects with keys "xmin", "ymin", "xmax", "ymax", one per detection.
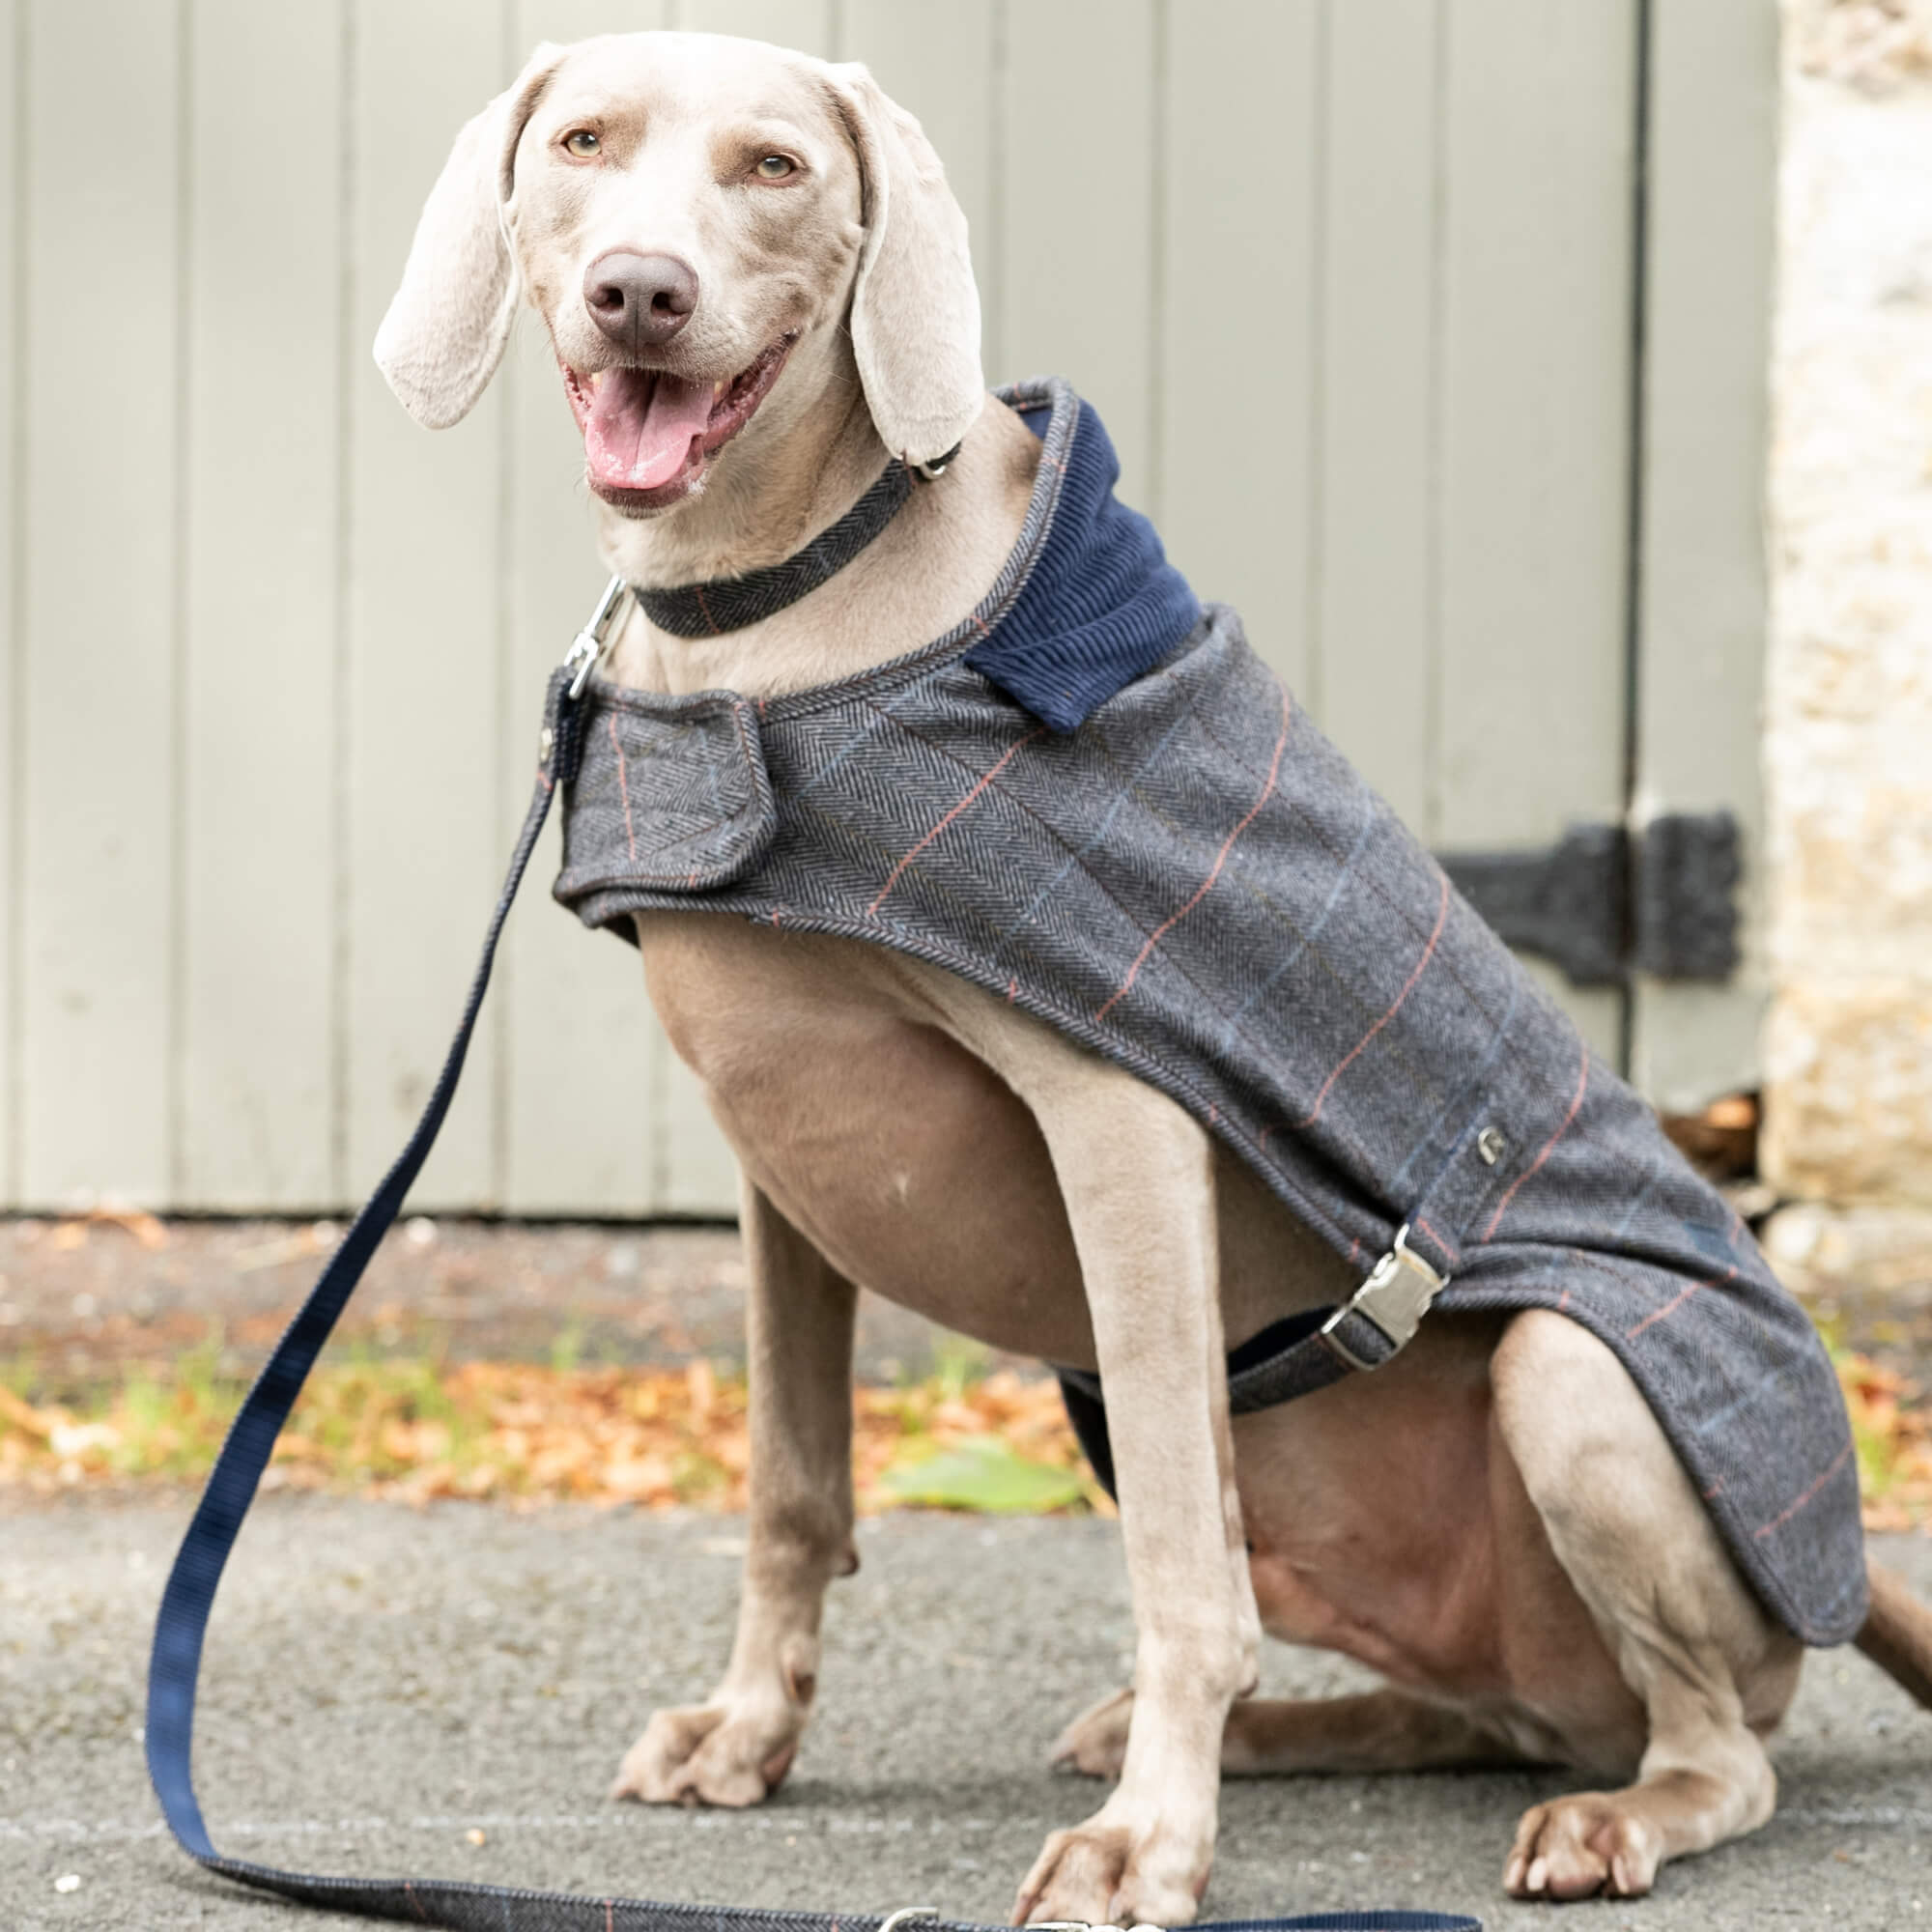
[
  {"xmin": 90, "ymin": 1208, "xmax": 169, "ymax": 1250},
  {"xmin": 0, "ymin": 1384, "xmax": 55, "ymax": 1441},
  {"xmin": 877, "ymin": 1434, "xmax": 1087, "ymax": 1514}
]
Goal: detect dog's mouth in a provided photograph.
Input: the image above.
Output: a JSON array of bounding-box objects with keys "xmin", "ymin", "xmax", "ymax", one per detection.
[{"xmin": 561, "ymin": 334, "xmax": 797, "ymax": 511}]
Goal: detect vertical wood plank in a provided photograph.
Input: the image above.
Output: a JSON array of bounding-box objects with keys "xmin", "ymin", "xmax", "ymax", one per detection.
[
  {"xmin": 517, "ymin": 0, "xmax": 661, "ymax": 43},
  {"xmin": 343, "ymin": 0, "xmax": 512, "ymax": 1208},
  {"xmin": 841, "ymin": 1, "xmax": 996, "ymax": 300},
  {"xmin": 178, "ymin": 0, "xmax": 344, "ymax": 1208},
  {"xmin": 502, "ymin": 3, "xmax": 963, "ymax": 1217},
  {"xmin": 1000, "ymin": 0, "xmax": 1157, "ymax": 506},
  {"xmin": 630, "ymin": 0, "xmax": 783, "ymax": 1210},
  {"xmin": 18, "ymin": 0, "xmax": 181, "ymax": 1207},
  {"xmin": 1157, "ymin": 0, "xmax": 1321, "ymax": 694},
  {"xmin": 0, "ymin": 0, "xmax": 17, "ymax": 1203},
  {"xmin": 651, "ymin": 1, "xmax": 838, "ymax": 1211},
  {"xmin": 1628, "ymin": 0, "xmax": 1777, "ymax": 1110},
  {"xmin": 673, "ymin": 0, "xmax": 832, "ymax": 55},
  {"xmin": 499, "ymin": 0, "xmax": 669, "ymax": 1217},
  {"xmin": 497, "ymin": 1, "xmax": 837, "ymax": 1217},
  {"xmin": 1435, "ymin": 0, "xmax": 1638, "ymax": 1059},
  {"xmin": 1314, "ymin": 0, "xmax": 1438, "ymax": 826}
]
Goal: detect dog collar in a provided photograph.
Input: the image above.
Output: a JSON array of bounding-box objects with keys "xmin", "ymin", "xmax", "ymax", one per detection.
[{"xmin": 632, "ymin": 443, "xmax": 955, "ymax": 639}]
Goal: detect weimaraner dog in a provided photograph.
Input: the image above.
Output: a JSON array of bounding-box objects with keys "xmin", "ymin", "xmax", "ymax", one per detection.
[{"xmin": 374, "ymin": 31, "xmax": 1932, "ymax": 1921}]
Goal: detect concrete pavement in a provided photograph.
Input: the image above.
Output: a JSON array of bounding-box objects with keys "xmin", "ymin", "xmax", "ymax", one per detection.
[{"xmin": 6, "ymin": 1496, "xmax": 1932, "ymax": 1932}]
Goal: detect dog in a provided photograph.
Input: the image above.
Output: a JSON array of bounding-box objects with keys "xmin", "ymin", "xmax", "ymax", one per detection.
[{"xmin": 374, "ymin": 30, "xmax": 1932, "ymax": 1920}]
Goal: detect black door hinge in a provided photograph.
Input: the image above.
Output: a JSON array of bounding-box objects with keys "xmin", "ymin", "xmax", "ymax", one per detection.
[{"xmin": 1435, "ymin": 811, "xmax": 1740, "ymax": 988}]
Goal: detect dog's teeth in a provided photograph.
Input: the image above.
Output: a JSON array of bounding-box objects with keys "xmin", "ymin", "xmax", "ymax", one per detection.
[{"xmin": 713, "ymin": 380, "xmax": 726, "ymax": 400}]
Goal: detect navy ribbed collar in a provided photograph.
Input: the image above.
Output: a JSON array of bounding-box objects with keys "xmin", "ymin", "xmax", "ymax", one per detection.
[{"xmin": 965, "ymin": 384, "xmax": 1201, "ymax": 732}]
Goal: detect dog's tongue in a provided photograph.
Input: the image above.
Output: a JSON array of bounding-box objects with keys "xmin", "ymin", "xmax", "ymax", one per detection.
[{"xmin": 583, "ymin": 369, "xmax": 714, "ymax": 492}]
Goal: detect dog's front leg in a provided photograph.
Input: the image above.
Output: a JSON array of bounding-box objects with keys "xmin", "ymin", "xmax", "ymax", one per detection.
[
  {"xmin": 1012, "ymin": 1065, "xmax": 1259, "ymax": 1926},
  {"xmin": 612, "ymin": 1179, "xmax": 857, "ymax": 1807}
]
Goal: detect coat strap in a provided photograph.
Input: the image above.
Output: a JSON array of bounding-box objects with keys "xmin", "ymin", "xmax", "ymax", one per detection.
[
  {"xmin": 1225, "ymin": 1222, "xmax": 1449, "ymax": 1409},
  {"xmin": 1061, "ymin": 1226, "xmax": 1453, "ymax": 1498}
]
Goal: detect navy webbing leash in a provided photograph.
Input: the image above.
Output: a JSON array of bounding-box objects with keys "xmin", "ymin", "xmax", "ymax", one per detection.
[{"xmin": 143, "ymin": 585, "xmax": 1480, "ymax": 1932}]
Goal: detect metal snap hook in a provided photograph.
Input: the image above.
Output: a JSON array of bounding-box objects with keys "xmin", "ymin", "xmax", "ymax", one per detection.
[{"xmin": 563, "ymin": 575, "xmax": 634, "ymax": 698}]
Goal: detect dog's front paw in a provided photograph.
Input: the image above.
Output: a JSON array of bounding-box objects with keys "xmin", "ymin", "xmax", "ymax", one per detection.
[
  {"xmin": 1503, "ymin": 1793, "xmax": 1662, "ymax": 1901},
  {"xmin": 1049, "ymin": 1687, "xmax": 1133, "ymax": 1779},
  {"xmin": 611, "ymin": 1697, "xmax": 804, "ymax": 1808},
  {"xmin": 1011, "ymin": 1799, "xmax": 1208, "ymax": 1927}
]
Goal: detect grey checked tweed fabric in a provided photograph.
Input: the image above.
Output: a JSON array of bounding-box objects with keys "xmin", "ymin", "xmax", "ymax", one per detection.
[{"xmin": 554, "ymin": 384, "xmax": 1865, "ymax": 1647}]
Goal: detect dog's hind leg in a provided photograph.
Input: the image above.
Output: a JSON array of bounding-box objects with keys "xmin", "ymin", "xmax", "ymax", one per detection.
[
  {"xmin": 1491, "ymin": 1309, "xmax": 1803, "ymax": 1901},
  {"xmin": 1053, "ymin": 1685, "xmax": 1535, "ymax": 1780},
  {"xmin": 611, "ymin": 1179, "xmax": 858, "ymax": 1807}
]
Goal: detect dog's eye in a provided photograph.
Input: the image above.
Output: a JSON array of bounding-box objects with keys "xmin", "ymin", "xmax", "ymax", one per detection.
[
  {"xmin": 754, "ymin": 154, "xmax": 796, "ymax": 181},
  {"xmin": 562, "ymin": 128, "xmax": 601, "ymax": 158}
]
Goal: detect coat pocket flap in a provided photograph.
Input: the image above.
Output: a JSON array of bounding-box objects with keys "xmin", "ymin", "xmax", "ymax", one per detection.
[{"xmin": 554, "ymin": 684, "xmax": 777, "ymax": 899}]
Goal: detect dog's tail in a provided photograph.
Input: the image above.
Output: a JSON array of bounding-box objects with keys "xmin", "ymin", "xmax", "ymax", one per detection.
[{"xmin": 1856, "ymin": 1557, "xmax": 1932, "ymax": 1706}]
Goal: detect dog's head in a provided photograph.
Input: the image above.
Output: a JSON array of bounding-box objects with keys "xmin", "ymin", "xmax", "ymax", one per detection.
[{"xmin": 373, "ymin": 31, "xmax": 982, "ymax": 515}]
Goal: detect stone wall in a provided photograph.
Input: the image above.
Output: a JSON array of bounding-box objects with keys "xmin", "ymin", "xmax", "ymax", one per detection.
[{"xmin": 1764, "ymin": 1, "xmax": 1932, "ymax": 1211}]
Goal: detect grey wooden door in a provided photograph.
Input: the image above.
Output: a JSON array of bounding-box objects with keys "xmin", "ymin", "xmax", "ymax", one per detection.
[{"xmin": 0, "ymin": 0, "xmax": 1774, "ymax": 1214}]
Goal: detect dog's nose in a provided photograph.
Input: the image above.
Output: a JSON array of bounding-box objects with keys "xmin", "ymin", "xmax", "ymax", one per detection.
[{"xmin": 583, "ymin": 251, "xmax": 698, "ymax": 349}]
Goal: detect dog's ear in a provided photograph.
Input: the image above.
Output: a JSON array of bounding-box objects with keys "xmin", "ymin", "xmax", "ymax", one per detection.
[
  {"xmin": 373, "ymin": 44, "xmax": 564, "ymax": 430},
  {"xmin": 820, "ymin": 63, "xmax": 984, "ymax": 469}
]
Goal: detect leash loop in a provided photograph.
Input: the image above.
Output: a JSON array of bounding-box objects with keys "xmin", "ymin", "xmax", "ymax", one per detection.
[{"xmin": 140, "ymin": 583, "xmax": 1482, "ymax": 1932}]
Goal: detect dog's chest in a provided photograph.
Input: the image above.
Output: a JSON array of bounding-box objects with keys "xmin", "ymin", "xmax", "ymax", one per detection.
[{"xmin": 634, "ymin": 911, "xmax": 1101, "ymax": 1366}]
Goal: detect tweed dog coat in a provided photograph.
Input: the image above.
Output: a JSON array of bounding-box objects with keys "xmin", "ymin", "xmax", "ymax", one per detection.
[{"xmin": 554, "ymin": 379, "xmax": 1865, "ymax": 1647}]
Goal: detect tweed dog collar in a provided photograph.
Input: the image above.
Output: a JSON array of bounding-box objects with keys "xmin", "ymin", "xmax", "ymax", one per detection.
[{"xmin": 633, "ymin": 453, "xmax": 922, "ymax": 639}]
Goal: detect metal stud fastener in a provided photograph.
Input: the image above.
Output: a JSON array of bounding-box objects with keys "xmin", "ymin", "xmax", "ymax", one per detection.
[{"xmin": 1477, "ymin": 1124, "xmax": 1507, "ymax": 1167}]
